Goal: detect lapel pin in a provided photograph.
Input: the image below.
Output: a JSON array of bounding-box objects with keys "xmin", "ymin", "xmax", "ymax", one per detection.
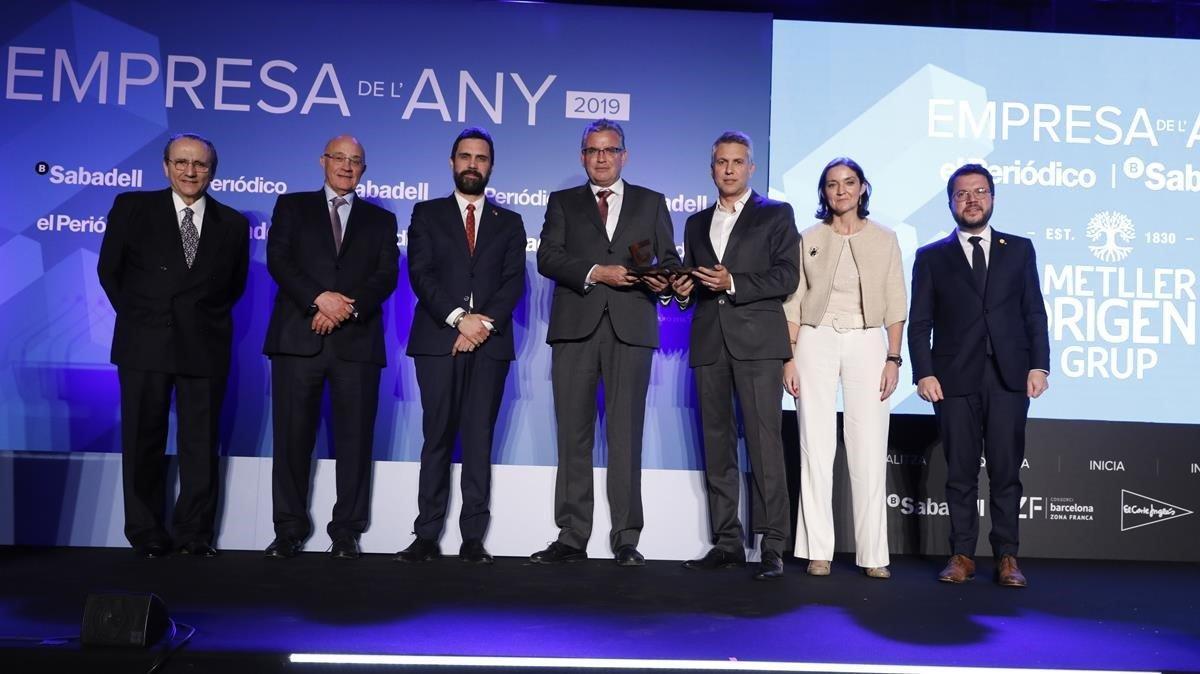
[
  {"xmin": 998, "ymin": 238, "xmax": 1006, "ymax": 245},
  {"xmin": 491, "ymin": 209, "xmax": 498, "ymax": 217},
  {"xmin": 809, "ymin": 247, "xmax": 818, "ymax": 256}
]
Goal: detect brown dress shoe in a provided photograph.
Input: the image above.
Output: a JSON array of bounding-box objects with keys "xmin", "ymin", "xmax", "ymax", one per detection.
[
  {"xmin": 996, "ymin": 554, "xmax": 1028, "ymax": 588},
  {"xmin": 938, "ymin": 554, "xmax": 976, "ymax": 583}
]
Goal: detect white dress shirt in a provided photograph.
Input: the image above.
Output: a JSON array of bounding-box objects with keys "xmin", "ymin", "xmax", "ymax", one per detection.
[
  {"xmin": 445, "ymin": 192, "xmax": 487, "ymax": 326},
  {"xmin": 324, "ymin": 184, "xmax": 355, "ymax": 241},
  {"xmin": 708, "ymin": 189, "xmax": 751, "ymax": 296},
  {"xmin": 171, "ymin": 191, "xmax": 207, "ymax": 236},
  {"xmin": 584, "ymin": 179, "xmax": 626, "ymax": 287}
]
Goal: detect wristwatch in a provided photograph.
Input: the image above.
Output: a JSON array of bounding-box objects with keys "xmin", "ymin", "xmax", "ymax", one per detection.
[
  {"xmin": 452, "ymin": 311, "xmax": 467, "ymax": 328},
  {"xmin": 886, "ymin": 354, "xmax": 903, "ymax": 366}
]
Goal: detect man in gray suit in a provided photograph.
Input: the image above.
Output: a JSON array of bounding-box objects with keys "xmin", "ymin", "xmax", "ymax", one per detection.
[
  {"xmin": 533, "ymin": 119, "xmax": 680, "ymax": 566},
  {"xmin": 673, "ymin": 131, "xmax": 799, "ymax": 580}
]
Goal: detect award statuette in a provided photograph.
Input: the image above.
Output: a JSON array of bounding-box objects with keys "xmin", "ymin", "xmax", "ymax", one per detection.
[{"xmin": 627, "ymin": 239, "xmax": 692, "ymax": 279}]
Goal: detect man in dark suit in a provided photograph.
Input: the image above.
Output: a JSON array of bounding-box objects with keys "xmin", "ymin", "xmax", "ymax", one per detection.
[
  {"xmin": 97, "ymin": 132, "xmax": 249, "ymax": 558},
  {"xmin": 908, "ymin": 163, "xmax": 1050, "ymax": 587},
  {"xmin": 395, "ymin": 128, "xmax": 526, "ymax": 565},
  {"xmin": 533, "ymin": 119, "xmax": 679, "ymax": 566},
  {"xmin": 262, "ymin": 135, "xmax": 399, "ymax": 560},
  {"xmin": 672, "ymin": 131, "xmax": 799, "ymax": 580}
]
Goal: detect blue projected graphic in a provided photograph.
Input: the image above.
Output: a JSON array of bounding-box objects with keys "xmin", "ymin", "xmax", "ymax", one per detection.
[{"xmin": 771, "ymin": 21, "xmax": 1198, "ymax": 424}]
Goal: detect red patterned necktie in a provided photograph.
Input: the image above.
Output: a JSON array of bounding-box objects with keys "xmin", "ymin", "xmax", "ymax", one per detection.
[
  {"xmin": 596, "ymin": 189, "xmax": 612, "ymax": 226},
  {"xmin": 465, "ymin": 203, "xmax": 476, "ymax": 256}
]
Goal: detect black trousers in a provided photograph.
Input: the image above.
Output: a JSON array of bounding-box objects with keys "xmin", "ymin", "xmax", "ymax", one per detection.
[
  {"xmin": 550, "ymin": 314, "xmax": 652, "ymax": 551},
  {"xmin": 936, "ymin": 356, "xmax": 1030, "ymax": 558},
  {"xmin": 694, "ymin": 347, "xmax": 790, "ymax": 557},
  {"xmin": 118, "ymin": 367, "xmax": 224, "ymax": 547},
  {"xmin": 411, "ymin": 352, "xmax": 511, "ymax": 542},
  {"xmin": 270, "ymin": 349, "xmax": 381, "ymax": 542}
]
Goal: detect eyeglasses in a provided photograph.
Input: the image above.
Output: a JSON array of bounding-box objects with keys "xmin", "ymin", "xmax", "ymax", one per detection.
[
  {"xmin": 323, "ymin": 153, "xmax": 365, "ymax": 167},
  {"xmin": 168, "ymin": 159, "xmax": 211, "ymax": 173},
  {"xmin": 582, "ymin": 147, "xmax": 625, "ymax": 158},
  {"xmin": 952, "ymin": 187, "xmax": 992, "ymax": 202}
]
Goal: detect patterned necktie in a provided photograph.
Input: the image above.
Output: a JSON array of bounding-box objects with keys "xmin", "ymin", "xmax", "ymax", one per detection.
[
  {"xmin": 180, "ymin": 207, "xmax": 199, "ymax": 268},
  {"xmin": 465, "ymin": 203, "xmax": 476, "ymax": 256},
  {"xmin": 969, "ymin": 236, "xmax": 987, "ymax": 292},
  {"xmin": 596, "ymin": 189, "xmax": 612, "ymax": 233},
  {"xmin": 330, "ymin": 196, "xmax": 346, "ymax": 253}
]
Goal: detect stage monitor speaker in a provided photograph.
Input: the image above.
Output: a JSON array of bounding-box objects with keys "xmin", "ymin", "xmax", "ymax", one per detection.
[{"xmin": 81, "ymin": 592, "xmax": 169, "ymax": 647}]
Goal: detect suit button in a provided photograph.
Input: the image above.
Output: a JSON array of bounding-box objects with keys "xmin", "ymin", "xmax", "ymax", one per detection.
[
  {"xmin": 469, "ymin": 272, "xmax": 475, "ymax": 278},
  {"xmin": 718, "ymin": 298, "xmax": 726, "ymax": 305},
  {"xmin": 463, "ymin": 296, "xmax": 469, "ymax": 302},
  {"xmin": 166, "ymin": 321, "xmax": 172, "ymax": 327},
  {"xmin": 607, "ymin": 248, "xmax": 614, "ymax": 254},
  {"xmin": 160, "ymin": 266, "xmax": 168, "ymax": 271}
]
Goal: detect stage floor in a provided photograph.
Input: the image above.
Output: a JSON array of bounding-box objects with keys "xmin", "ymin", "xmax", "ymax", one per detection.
[{"xmin": 1, "ymin": 546, "xmax": 1196, "ymax": 673}]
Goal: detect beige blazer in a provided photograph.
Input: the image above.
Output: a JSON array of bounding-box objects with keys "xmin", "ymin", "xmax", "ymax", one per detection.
[{"xmin": 783, "ymin": 219, "xmax": 907, "ymax": 328}]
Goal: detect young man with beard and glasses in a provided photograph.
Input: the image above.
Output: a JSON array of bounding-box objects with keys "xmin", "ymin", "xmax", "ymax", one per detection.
[
  {"xmin": 263, "ymin": 135, "xmax": 399, "ymax": 560},
  {"xmin": 396, "ymin": 127, "xmax": 526, "ymax": 565},
  {"xmin": 908, "ymin": 163, "xmax": 1050, "ymax": 587}
]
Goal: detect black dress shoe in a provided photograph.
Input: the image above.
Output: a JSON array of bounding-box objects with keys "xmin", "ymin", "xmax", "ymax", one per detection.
[
  {"xmin": 395, "ymin": 538, "xmax": 442, "ymax": 562},
  {"xmin": 264, "ymin": 536, "xmax": 303, "ymax": 559},
  {"xmin": 753, "ymin": 550, "xmax": 784, "ymax": 581},
  {"xmin": 134, "ymin": 541, "xmax": 171, "ymax": 559},
  {"xmin": 615, "ymin": 545, "xmax": 645, "ymax": 567},
  {"xmin": 330, "ymin": 537, "xmax": 360, "ymax": 560},
  {"xmin": 529, "ymin": 541, "xmax": 587, "ymax": 564},
  {"xmin": 459, "ymin": 539, "xmax": 494, "ymax": 565},
  {"xmin": 682, "ymin": 547, "xmax": 745, "ymax": 570},
  {"xmin": 178, "ymin": 541, "xmax": 218, "ymax": 557}
]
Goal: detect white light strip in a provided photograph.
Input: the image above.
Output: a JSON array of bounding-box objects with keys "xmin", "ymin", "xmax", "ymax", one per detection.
[{"xmin": 288, "ymin": 653, "xmax": 1157, "ymax": 674}]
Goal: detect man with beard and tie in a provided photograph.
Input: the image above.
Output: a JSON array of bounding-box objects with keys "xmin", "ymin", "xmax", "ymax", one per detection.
[
  {"xmin": 672, "ymin": 131, "xmax": 799, "ymax": 580},
  {"xmin": 97, "ymin": 132, "xmax": 249, "ymax": 558},
  {"xmin": 262, "ymin": 135, "xmax": 399, "ymax": 560},
  {"xmin": 533, "ymin": 119, "xmax": 679, "ymax": 567},
  {"xmin": 909, "ymin": 163, "xmax": 1050, "ymax": 587},
  {"xmin": 395, "ymin": 127, "xmax": 526, "ymax": 564}
]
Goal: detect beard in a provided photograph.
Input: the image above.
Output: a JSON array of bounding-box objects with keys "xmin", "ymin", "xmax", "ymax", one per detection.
[
  {"xmin": 953, "ymin": 203, "xmax": 993, "ymax": 231},
  {"xmin": 455, "ymin": 168, "xmax": 490, "ymax": 195}
]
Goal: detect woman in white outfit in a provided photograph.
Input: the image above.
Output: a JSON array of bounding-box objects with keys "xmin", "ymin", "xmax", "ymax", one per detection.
[{"xmin": 782, "ymin": 157, "xmax": 906, "ymax": 579}]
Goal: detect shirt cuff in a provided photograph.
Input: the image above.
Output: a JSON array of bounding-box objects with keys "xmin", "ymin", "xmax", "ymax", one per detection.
[
  {"xmin": 445, "ymin": 307, "xmax": 467, "ymax": 328},
  {"xmin": 727, "ymin": 276, "xmax": 736, "ymax": 297}
]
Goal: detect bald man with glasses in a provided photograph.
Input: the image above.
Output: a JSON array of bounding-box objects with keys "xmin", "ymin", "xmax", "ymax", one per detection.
[{"xmin": 263, "ymin": 135, "xmax": 399, "ymax": 560}]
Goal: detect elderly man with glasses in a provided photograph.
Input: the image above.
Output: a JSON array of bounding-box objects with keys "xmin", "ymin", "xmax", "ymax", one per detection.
[
  {"xmin": 262, "ymin": 135, "xmax": 399, "ymax": 560},
  {"xmin": 97, "ymin": 132, "xmax": 250, "ymax": 558}
]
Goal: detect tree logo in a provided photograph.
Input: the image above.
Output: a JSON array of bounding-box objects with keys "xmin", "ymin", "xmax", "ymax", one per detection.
[{"xmin": 1086, "ymin": 211, "xmax": 1135, "ymax": 262}]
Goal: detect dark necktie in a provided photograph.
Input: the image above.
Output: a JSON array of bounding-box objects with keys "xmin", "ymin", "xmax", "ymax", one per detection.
[
  {"xmin": 180, "ymin": 207, "xmax": 198, "ymax": 268},
  {"xmin": 330, "ymin": 196, "xmax": 346, "ymax": 253},
  {"xmin": 969, "ymin": 236, "xmax": 987, "ymax": 292},
  {"xmin": 465, "ymin": 203, "xmax": 476, "ymax": 256},
  {"xmin": 596, "ymin": 189, "xmax": 612, "ymax": 231}
]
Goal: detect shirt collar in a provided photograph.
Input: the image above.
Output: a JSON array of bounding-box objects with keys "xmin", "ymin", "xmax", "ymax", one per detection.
[
  {"xmin": 957, "ymin": 224, "xmax": 992, "ymax": 245},
  {"xmin": 171, "ymin": 191, "xmax": 206, "ymax": 218},
  {"xmin": 454, "ymin": 191, "xmax": 485, "ymax": 213},
  {"xmin": 590, "ymin": 179, "xmax": 624, "ymax": 197},
  {"xmin": 324, "ymin": 184, "xmax": 356, "ymax": 205},
  {"xmin": 716, "ymin": 189, "xmax": 752, "ymax": 214}
]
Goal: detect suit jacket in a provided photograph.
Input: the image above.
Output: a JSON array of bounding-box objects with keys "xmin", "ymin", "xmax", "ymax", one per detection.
[
  {"xmin": 908, "ymin": 229, "xmax": 1050, "ymax": 396},
  {"xmin": 406, "ymin": 195, "xmax": 526, "ymax": 360},
  {"xmin": 263, "ymin": 189, "xmax": 399, "ymax": 366},
  {"xmin": 682, "ymin": 192, "xmax": 800, "ymax": 367},
  {"xmin": 97, "ymin": 188, "xmax": 249, "ymax": 377},
  {"xmin": 537, "ymin": 182, "xmax": 680, "ymax": 348}
]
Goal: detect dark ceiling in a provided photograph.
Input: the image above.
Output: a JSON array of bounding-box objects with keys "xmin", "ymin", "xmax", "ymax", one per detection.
[{"xmin": 533, "ymin": 0, "xmax": 1200, "ymax": 38}]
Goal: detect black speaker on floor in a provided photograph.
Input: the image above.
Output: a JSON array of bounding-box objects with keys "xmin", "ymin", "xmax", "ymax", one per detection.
[{"xmin": 81, "ymin": 592, "xmax": 169, "ymax": 647}]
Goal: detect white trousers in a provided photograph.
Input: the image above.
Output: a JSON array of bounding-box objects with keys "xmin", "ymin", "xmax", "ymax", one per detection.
[{"xmin": 792, "ymin": 325, "xmax": 891, "ymax": 568}]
